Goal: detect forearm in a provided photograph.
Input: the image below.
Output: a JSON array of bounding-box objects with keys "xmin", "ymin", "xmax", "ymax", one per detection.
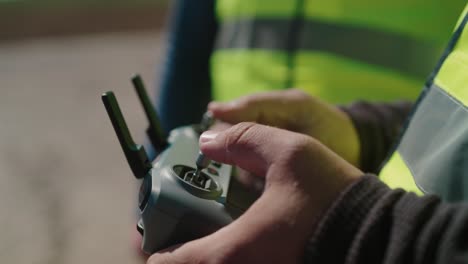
[
  {"xmin": 156, "ymin": 0, "xmax": 217, "ymax": 133},
  {"xmin": 341, "ymin": 101, "xmax": 413, "ymax": 173},
  {"xmin": 305, "ymin": 175, "xmax": 468, "ymax": 264}
]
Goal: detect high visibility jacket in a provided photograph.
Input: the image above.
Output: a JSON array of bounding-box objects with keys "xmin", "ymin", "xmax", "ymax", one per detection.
[
  {"xmin": 379, "ymin": 4, "xmax": 468, "ymax": 202},
  {"xmin": 212, "ymin": 0, "xmax": 466, "ymax": 103}
]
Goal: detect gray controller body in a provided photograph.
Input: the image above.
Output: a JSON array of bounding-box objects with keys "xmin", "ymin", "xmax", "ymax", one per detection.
[
  {"xmin": 101, "ymin": 80, "xmax": 256, "ymax": 255},
  {"xmin": 137, "ymin": 126, "xmax": 250, "ymax": 254}
]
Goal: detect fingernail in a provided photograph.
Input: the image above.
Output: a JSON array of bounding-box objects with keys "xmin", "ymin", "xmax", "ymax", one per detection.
[{"xmin": 200, "ymin": 131, "xmax": 219, "ymax": 144}]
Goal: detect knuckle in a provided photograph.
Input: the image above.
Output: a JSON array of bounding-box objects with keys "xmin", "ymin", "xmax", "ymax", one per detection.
[
  {"xmin": 282, "ymin": 135, "xmax": 315, "ymax": 164},
  {"xmin": 224, "ymin": 122, "xmax": 258, "ymax": 153},
  {"xmin": 268, "ymin": 135, "xmax": 316, "ymax": 186}
]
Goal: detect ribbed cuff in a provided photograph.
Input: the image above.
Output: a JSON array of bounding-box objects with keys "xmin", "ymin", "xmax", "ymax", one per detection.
[{"xmin": 303, "ymin": 175, "xmax": 390, "ymax": 263}]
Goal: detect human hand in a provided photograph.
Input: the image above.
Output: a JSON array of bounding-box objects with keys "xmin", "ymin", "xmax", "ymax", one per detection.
[
  {"xmin": 208, "ymin": 89, "xmax": 361, "ymax": 167},
  {"xmin": 147, "ymin": 123, "xmax": 362, "ymax": 264}
]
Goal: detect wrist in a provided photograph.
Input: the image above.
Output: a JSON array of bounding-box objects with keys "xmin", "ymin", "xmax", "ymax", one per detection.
[{"xmin": 336, "ymin": 109, "xmax": 361, "ymax": 167}]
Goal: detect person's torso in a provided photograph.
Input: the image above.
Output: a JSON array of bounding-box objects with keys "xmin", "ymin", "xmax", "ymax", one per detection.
[
  {"xmin": 379, "ymin": 5, "xmax": 468, "ymax": 202},
  {"xmin": 211, "ymin": 0, "xmax": 466, "ymax": 103}
]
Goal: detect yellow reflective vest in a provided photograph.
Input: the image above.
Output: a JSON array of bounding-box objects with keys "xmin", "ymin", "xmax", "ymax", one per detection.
[
  {"xmin": 212, "ymin": 0, "xmax": 465, "ymax": 103},
  {"xmin": 380, "ymin": 4, "xmax": 468, "ymax": 201}
]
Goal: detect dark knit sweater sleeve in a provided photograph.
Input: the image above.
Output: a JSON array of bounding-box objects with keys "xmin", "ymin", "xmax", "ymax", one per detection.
[
  {"xmin": 341, "ymin": 101, "xmax": 413, "ymax": 173},
  {"xmin": 304, "ymin": 175, "xmax": 468, "ymax": 264}
]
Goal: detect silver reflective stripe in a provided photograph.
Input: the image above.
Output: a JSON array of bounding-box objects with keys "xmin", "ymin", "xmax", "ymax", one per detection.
[
  {"xmin": 216, "ymin": 19, "xmax": 292, "ymax": 50},
  {"xmin": 398, "ymin": 84, "xmax": 468, "ymax": 201},
  {"xmin": 215, "ymin": 18, "xmax": 441, "ymax": 78}
]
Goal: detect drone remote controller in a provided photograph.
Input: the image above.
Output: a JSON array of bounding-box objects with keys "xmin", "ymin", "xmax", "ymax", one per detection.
[{"xmin": 102, "ymin": 75, "xmax": 257, "ymax": 254}]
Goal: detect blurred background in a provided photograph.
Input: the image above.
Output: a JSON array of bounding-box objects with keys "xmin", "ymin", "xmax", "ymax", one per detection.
[{"xmin": 0, "ymin": 1, "xmax": 169, "ymax": 263}]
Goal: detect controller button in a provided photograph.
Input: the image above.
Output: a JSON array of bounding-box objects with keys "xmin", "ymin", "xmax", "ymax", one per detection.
[{"xmin": 207, "ymin": 167, "xmax": 219, "ymax": 176}]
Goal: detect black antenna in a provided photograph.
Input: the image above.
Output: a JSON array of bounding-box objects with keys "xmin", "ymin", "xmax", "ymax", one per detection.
[
  {"xmin": 102, "ymin": 91, "xmax": 152, "ymax": 179},
  {"xmin": 131, "ymin": 74, "xmax": 168, "ymax": 152}
]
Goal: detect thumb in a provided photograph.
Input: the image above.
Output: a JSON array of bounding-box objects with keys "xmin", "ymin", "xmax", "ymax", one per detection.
[{"xmin": 199, "ymin": 122, "xmax": 303, "ymax": 177}]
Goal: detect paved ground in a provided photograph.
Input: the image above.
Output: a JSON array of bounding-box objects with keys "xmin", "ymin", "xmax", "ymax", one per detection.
[{"xmin": 0, "ymin": 31, "xmax": 164, "ymax": 264}]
